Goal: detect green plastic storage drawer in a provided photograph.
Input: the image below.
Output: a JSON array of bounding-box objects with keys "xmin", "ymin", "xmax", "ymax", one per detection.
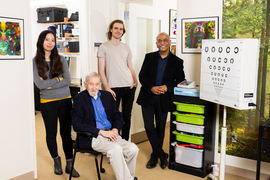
[
  {"xmin": 173, "ymin": 101, "xmax": 205, "ymax": 114},
  {"xmin": 173, "ymin": 131, "xmax": 204, "ymax": 145},
  {"xmin": 173, "ymin": 111, "xmax": 204, "ymax": 125}
]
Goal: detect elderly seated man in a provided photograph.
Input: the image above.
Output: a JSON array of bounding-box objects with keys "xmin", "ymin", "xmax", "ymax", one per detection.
[{"xmin": 72, "ymin": 72, "xmax": 139, "ymax": 180}]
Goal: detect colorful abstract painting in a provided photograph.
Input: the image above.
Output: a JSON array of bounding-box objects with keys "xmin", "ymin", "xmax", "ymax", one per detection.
[
  {"xmin": 169, "ymin": 9, "xmax": 177, "ymax": 39},
  {"xmin": 171, "ymin": 44, "xmax": 176, "ymax": 55},
  {"xmin": 182, "ymin": 17, "xmax": 219, "ymax": 54},
  {"xmin": 0, "ymin": 17, "xmax": 24, "ymax": 60}
]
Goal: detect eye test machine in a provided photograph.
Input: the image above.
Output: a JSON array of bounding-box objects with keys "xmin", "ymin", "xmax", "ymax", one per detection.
[{"xmin": 200, "ymin": 38, "xmax": 260, "ymax": 180}]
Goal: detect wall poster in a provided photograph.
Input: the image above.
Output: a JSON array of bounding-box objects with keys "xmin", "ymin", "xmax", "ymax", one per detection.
[
  {"xmin": 182, "ymin": 16, "xmax": 219, "ymax": 54},
  {"xmin": 171, "ymin": 43, "xmax": 176, "ymax": 55},
  {"xmin": 0, "ymin": 16, "xmax": 24, "ymax": 60},
  {"xmin": 169, "ymin": 9, "xmax": 177, "ymax": 39}
]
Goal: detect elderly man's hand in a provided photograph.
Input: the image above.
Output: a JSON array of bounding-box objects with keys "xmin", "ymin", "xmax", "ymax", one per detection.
[{"xmin": 99, "ymin": 129, "xmax": 119, "ymax": 142}]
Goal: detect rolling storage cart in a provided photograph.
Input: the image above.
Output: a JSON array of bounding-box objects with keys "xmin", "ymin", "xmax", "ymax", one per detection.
[{"xmin": 169, "ymin": 91, "xmax": 216, "ymax": 178}]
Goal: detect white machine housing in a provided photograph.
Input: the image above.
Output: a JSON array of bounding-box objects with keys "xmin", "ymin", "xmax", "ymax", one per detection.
[{"xmin": 200, "ymin": 39, "xmax": 260, "ymax": 110}]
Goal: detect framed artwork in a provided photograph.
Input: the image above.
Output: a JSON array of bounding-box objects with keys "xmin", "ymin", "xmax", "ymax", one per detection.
[
  {"xmin": 171, "ymin": 43, "xmax": 176, "ymax": 55},
  {"xmin": 169, "ymin": 9, "xmax": 177, "ymax": 39},
  {"xmin": 0, "ymin": 16, "xmax": 24, "ymax": 60},
  {"xmin": 182, "ymin": 16, "xmax": 219, "ymax": 54}
]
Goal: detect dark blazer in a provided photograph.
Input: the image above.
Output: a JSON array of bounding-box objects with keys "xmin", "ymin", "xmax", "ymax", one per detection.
[
  {"xmin": 72, "ymin": 90, "xmax": 124, "ymax": 150},
  {"xmin": 136, "ymin": 51, "xmax": 185, "ymax": 112}
]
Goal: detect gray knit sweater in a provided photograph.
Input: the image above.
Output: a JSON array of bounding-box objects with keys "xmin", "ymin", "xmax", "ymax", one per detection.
[{"xmin": 33, "ymin": 56, "xmax": 71, "ymax": 101}]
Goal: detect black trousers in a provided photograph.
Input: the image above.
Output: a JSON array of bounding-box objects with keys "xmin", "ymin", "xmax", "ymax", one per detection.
[
  {"xmin": 40, "ymin": 98, "xmax": 73, "ymax": 159},
  {"xmin": 142, "ymin": 95, "xmax": 168, "ymax": 159},
  {"xmin": 111, "ymin": 87, "xmax": 136, "ymax": 141}
]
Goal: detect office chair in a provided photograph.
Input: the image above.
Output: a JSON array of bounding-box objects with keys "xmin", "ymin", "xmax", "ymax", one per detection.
[{"xmin": 69, "ymin": 132, "xmax": 105, "ymax": 180}]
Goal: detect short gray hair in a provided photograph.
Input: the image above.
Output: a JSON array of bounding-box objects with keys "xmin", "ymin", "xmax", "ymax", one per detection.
[{"xmin": 85, "ymin": 72, "xmax": 101, "ymax": 83}]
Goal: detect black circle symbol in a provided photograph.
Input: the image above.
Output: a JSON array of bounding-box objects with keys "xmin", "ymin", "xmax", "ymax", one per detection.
[
  {"xmin": 224, "ymin": 58, "xmax": 228, "ymax": 63},
  {"xmin": 209, "ymin": 65, "xmax": 212, "ymax": 69},
  {"xmin": 234, "ymin": 47, "xmax": 239, "ymax": 54},
  {"xmin": 218, "ymin": 47, "xmax": 223, "ymax": 53},
  {"xmin": 211, "ymin": 47, "xmax": 215, "ymax": 52},
  {"xmin": 205, "ymin": 46, "xmax": 209, "ymax": 52},
  {"xmin": 207, "ymin": 57, "xmax": 211, "ymax": 61},
  {"xmin": 227, "ymin": 67, "xmax": 230, "ymax": 71},
  {"xmin": 213, "ymin": 57, "xmax": 216, "ymax": 62},
  {"xmin": 218, "ymin": 57, "xmax": 222, "ymax": 63},
  {"xmin": 230, "ymin": 58, "xmax": 234, "ymax": 63},
  {"xmin": 226, "ymin": 47, "xmax": 230, "ymax": 53}
]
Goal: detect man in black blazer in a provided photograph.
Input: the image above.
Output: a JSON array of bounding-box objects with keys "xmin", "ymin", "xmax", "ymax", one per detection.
[
  {"xmin": 72, "ymin": 72, "xmax": 139, "ymax": 180},
  {"xmin": 137, "ymin": 32, "xmax": 185, "ymax": 169}
]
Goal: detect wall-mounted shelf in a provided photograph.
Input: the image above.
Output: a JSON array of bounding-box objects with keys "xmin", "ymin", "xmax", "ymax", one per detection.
[
  {"xmin": 40, "ymin": 21, "xmax": 79, "ymax": 25},
  {"xmin": 57, "ymin": 37, "xmax": 79, "ymax": 39},
  {"xmin": 59, "ymin": 52, "xmax": 79, "ymax": 55}
]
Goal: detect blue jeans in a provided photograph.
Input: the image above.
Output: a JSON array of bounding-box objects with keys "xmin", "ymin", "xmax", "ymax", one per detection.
[
  {"xmin": 40, "ymin": 98, "xmax": 73, "ymax": 159},
  {"xmin": 111, "ymin": 87, "xmax": 136, "ymax": 141}
]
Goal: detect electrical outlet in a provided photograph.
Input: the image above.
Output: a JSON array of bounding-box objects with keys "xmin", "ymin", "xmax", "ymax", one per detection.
[{"xmin": 232, "ymin": 133, "xmax": 237, "ymax": 142}]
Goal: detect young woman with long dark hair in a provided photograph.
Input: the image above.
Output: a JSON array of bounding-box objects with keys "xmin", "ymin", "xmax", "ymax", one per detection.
[{"xmin": 33, "ymin": 30, "xmax": 79, "ymax": 177}]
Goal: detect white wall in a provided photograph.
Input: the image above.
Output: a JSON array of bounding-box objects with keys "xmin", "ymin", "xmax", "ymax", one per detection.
[
  {"xmin": 88, "ymin": 0, "xmax": 119, "ymax": 78},
  {"xmin": 177, "ymin": 0, "xmax": 223, "ymax": 86},
  {"xmin": 0, "ymin": 0, "xmax": 37, "ymax": 179},
  {"xmin": 153, "ymin": 0, "xmax": 177, "ymax": 10}
]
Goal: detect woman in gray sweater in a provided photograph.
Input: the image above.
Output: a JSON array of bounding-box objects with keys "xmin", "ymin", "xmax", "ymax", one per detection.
[{"xmin": 33, "ymin": 30, "xmax": 79, "ymax": 177}]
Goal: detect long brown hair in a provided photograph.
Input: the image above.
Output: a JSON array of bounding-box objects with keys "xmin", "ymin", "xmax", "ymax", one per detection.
[
  {"xmin": 107, "ymin": 19, "xmax": 126, "ymax": 40},
  {"xmin": 34, "ymin": 30, "xmax": 63, "ymax": 80}
]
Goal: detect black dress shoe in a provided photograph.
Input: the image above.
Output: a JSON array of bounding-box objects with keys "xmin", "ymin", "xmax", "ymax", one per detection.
[
  {"xmin": 146, "ymin": 157, "xmax": 158, "ymax": 169},
  {"xmin": 160, "ymin": 153, "xmax": 168, "ymax": 169},
  {"xmin": 134, "ymin": 177, "xmax": 138, "ymax": 180}
]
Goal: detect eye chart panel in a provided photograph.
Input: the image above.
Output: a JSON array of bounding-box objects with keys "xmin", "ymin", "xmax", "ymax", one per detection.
[{"xmin": 200, "ymin": 39, "xmax": 260, "ymax": 110}]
